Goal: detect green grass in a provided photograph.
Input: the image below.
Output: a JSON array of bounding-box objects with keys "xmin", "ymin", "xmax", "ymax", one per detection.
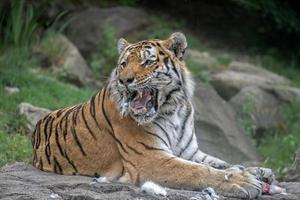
[
  {"xmin": 258, "ymin": 102, "xmax": 300, "ymax": 177},
  {"xmin": 0, "ymin": 131, "xmax": 32, "ymax": 166},
  {"xmin": 0, "ymin": 47, "xmax": 94, "ymax": 167}
]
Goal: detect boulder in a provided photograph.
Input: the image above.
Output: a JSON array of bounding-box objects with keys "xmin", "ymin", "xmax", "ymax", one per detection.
[
  {"xmin": 17, "ymin": 102, "xmax": 51, "ymax": 133},
  {"xmin": 286, "ymin": 146, "xmax": 300, "ymax": 182},
  {"xmin": 33, "ymin": 33, "xmax": 94, "ymax": 86},
  {"xmin": 65, "ymin": 7, "xmax": 150, "ymax": 58},
  {"xmin": 186, "ymin": 49, "xmax": 219, "ymax": 69},
  {"xmin": 193, "ymin": 81, "xmax": 260, "ymax": 164},
  {"xmin": 1, "ymin": 162, "xmax": 300, "ymax": 200},
  {"xmin": 229, "ymin": 86, "xmax": 283, "ymax": 130},
  {"xmin": 211, "ymin": 61, "xmax": 290, "ymax": 100}
]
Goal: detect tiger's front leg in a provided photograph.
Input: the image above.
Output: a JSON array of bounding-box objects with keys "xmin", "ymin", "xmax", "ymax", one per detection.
[
  {"xmin": 121, "ymin": 151, "xmax": 262, "ymax": 199},
  {"xmin": 190, "ymin": 149, "xmax": 230, "ymax": 169}
]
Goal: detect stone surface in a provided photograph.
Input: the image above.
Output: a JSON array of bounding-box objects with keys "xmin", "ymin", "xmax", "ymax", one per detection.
[
  {"xmin": 17, "ymin": 102, "xmax": 51, "ymax": 133},
  {"xmin": 1, "ymin": 162, "xmax": 300, "ymax": 200},
  {"xmin": 286, "ymin": 146, "xmax": 300, "ymax": 182},
  {"xmin": 186, "ymin": 49, "xmax": 219, "ymax": 69},
  {"xmin": 193, "ymin": 81, "xmax": 260, "ymax": 164},
  {"xmin": 229, "ymin": 86, "xmax": 283, "ymax": 130},
  {"xmin": 211, "ymin": 61, "xmax": 290, "ymax": 100},
  {"xmin": 4, "ymin": 86, "xmax": 20, "ymax": 95},
  {"xmin": 65, "ymin": 7, "xmax": 150, "ymax": 58},
  {"xmin": 33, "ymin": 33, "xmax": 94, "ymax": 86}
]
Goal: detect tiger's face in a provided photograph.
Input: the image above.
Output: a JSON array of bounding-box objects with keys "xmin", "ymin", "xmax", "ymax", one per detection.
[{"xmin": 110, "ymin": 32, "xmax": 194, "ymax": 124}]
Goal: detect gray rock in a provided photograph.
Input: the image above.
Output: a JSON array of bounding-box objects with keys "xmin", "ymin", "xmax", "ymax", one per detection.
[
  {"xmin": 1, "ymin": 162, "xmax": 300, "ymax": 200},
  {"xmin": 17, "ymin": 102, "xmax": 51, "ymax": 133},
  {"xmin": 266, "ymin": 86, "xmax": 300, "ymax": 103},
  {"xmin": 229, "ymin": 86, "xmax": 283, "ymax": 130},
  {"xmin": 211, "ymin": 61, "xmax": 290, "ymax": 100},
  {"xmin": 33, "ymin": 33, "xmax": 94, "ymax": 86},
  {"xmin": 65, "ymin": 7, "xmax": 150, "ymax": 58},
  {"xmin": 193, "ymin": 82, "xmax": 260, "ymax": 164},
  {"xmin": 4, "ymin": 86, "xmax": 20, "ymax": 95},
  {"xmin": 186, "ymin": 49, "xmax": 219, "ymax": 69},
  {"xmin": 286, "ymin": 146, "xmax": 300, "ymax": 182}
]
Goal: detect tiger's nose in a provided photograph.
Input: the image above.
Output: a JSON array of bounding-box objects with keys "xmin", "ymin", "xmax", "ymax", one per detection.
[{"xmin": 119, "ymin": 77, "xmax": 134, "ymax": 86}]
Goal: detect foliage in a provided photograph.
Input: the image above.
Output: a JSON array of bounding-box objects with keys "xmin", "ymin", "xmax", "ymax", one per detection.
[
  {"xmin": 0, "ymin": 131, "xmax": 32, "ymax": 166},
  {"xmin": 90, "ymin": 23, "xmax": 118, "ymax": 80},
  {"xmin": 234, "ymin": 0, "xmax": 300, "ymax": 32},
  {"xmin": 0, "ymin": 0, "xmax": 39, "ymax": 48},
  {"xmin": 258, "ymin": 102, "xmax": 300, "ymax": 176},
  {"xmin": 0, "ymin": 47, "xmax": 94, "ymax": 166}
]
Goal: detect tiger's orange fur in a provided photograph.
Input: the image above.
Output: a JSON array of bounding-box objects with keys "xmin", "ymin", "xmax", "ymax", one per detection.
[{"xmin": 32, "ymin": 33, "xmax": 266, "ymax": 199}]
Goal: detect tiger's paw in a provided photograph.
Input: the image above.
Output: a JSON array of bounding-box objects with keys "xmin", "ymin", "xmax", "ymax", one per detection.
[
  {"xmin": 216, "ymin": 170, "xmax": 262, "ymax": 199},
  {"xmin": 246, "ymin": 167, "xmax": 275, "ymax": 184}
]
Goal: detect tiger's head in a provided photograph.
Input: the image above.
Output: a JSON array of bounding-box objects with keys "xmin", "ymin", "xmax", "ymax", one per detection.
[{"xmin": 110, "ymin": 32, "xmax": 194, "ymax": 124}]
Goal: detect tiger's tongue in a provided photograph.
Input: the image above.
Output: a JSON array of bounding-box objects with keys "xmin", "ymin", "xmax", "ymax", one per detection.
[{"xmin": 131, "ymin": 90, "xmax": 151, "ymax": 110}]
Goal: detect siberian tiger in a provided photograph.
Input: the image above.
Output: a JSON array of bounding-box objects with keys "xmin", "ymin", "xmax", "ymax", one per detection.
[{"xmin": 32, "ymin": 32, "xmax": 273, "ymax": 199}]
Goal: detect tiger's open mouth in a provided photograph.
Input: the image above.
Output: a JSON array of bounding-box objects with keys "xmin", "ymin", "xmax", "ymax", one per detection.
[{"xmin": 128, "ymin": 89, "xmax": 158, "ymax": 119}]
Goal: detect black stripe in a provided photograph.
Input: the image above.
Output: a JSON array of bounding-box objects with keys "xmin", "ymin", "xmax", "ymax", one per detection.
[
  {"xmin": 53, "ymin": 156, "xmax": 63, "ymax": 174},
  {"xmin": 170, "ymin": 59, "xmax": 180, "ymax": 79},
  {"xmin": 177, "ymin": 104, "xmax": 192, "ymax": 144},
  {"xmin": 55, "ymin": 121, "xmax": 65, "ymax": 158},
  {"xmin": 34, "ymin": 120, "xmax": 41, "ymax": 149},
  {"xmin": 101, "ymin": 86, "xmax": 128, "ymax": 154},
  {"xmin": 138, "ymin": 141, "xmax": 166, "ymax": 152},
  {"xmin": 71, "ymin": 123, "xmax": 86, "ymax": 156},
  {"xmin": 156, "ymin": 71, "xmax": 172, "ymax": 79},
  {"xmin": 201, "ymin": 155, "xmax": 208, "ymax": 162},
  {"xmin": 56, "ymin": 109, "xmax": 65, "ymax": 118},
  {"xmin": 153, "ymin": 122, "xmax": 171, "ymax": 147},
  {"xmin": 90, "ymin": 94, "xmax": 97, "ymax": 117},
  {"xmin": 187, "ymin": 149, "xmax": 199, "ymax": 161},
  {"xmin": 63, "ymin": 109, "xmax": 73, "ymax": 141},
  {"xmin": 43, "ymin": 115, "xmax": 52, "ymax": 142},
  {"xmin": 165, "ymin": 87, "xmax": 180, "ymax": 102},
  {"xmin": 72, "ymin": 105, "xmax": 81, "ymax": 125},
  {"xmin": 178, "ymin": 133, "xmax": 194, "ymax": 157},
  {"xmin": 81, "ymin": 107, "xmax": 97, "ymax": 140},
  {"xmin": 39, "ymin": 157, "xmax": 43, "ymax": 170},
  {"xmin": 145, "ymin": 131, "xmax": 169, "ymax": 148},
  {"xmin": 163, "ymin": 57, "xmax": 170, "ymax": 73},
  {"xmin": 64, "ymin": 151, "xmax": 78, "ymax": 173},
  {"xmin": 127, "ymin": 144, "xmax": 143, "ymax": 155},
  {"xmin": 101, "ymin": 86, "xmax": 114, "ymax": 131}
]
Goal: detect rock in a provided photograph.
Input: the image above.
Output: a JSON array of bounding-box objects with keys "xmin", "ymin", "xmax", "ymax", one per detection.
[
  {"xmin": 193, "ymin": 81, "xmax": 260, "ymax": 164},
  {"xmin": 211, "ymin": 61, "xmax": 290, "ymax": 100},
  {"xmin": 286, "ymin": 146, "xmax": 300, "ymax": 182},
  {"xmin": 65, "ymin": 7, "xmax": 150, "ymax": 58},
  {"xmin": 186, "ymin": 49, "xmax": 219, "ymax": 69},
  {"xmin": 1, "ymin": 162, "xmax": 300, "ymax": 200},
  {"xmin": 4, "ymin": 86, "xmax": 20, "ymax": 95},
  {"xmin": 266, "ymin": 86, "xmax": 300, "ymax": 103},
  {"xmin": 33, "ymin": 33, "xmax": 94, "ymax": 86},
  {"xmin": 17, "ymin": 102, "xmax": 51, "ymax": 133},
  {"xmin": 229, "ymin": 86, "xmax": 283, "ymax": 130}
]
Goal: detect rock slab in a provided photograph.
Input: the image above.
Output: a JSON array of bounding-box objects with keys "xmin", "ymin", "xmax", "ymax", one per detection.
[{"xmin": 1, "ymin": 162, "xmax": 300, "ymax": 200}]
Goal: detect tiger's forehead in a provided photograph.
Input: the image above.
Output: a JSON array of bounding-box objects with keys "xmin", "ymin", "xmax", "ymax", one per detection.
[{"xmin": 120, "ymin": 40, "xmax": 160, "ymax": 62}]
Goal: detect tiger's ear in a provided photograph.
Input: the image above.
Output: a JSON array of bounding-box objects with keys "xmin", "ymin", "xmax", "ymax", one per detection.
[
  {"xmin": 117, "ymin": 38, "xmax": 130, "ymax": 54},
  {"xmin": 163, "ymin": 32, "xmax": 187, "ymax": 60}
]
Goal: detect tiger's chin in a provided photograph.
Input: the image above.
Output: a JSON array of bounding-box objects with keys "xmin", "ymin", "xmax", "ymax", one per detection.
[{"xmin": 126, "ymin": 88, "xmax": 159, "ymax": 125}]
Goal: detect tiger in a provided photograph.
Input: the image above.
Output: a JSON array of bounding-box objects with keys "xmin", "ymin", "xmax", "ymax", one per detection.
[{"xmin": 32, "ymin": 32, "xmax": 274, "ymax": 199}]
